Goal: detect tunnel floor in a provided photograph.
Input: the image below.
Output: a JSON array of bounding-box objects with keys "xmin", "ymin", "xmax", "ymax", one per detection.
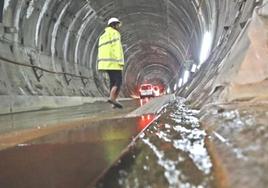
[
  {"xmin": 0, "ymin": 115, "xmax": 156, "ymax": 188},
  {"xmin": 95, "ymin": 99, "xmax": 215, "ymax": 188},
  {"xmin": 0, "ymin": 97, "xmax": 267, "ymax": 188},
  {"xmin": 0, "ymin": 98, "xmax": 156, "ymax": 188},
  {"xmin": 95, "ymin": 99, "xmax": 268, "ymax": 188},
  {"xmin": 0, "ymin": 99, "xmax": 140, "ymax": 150}
]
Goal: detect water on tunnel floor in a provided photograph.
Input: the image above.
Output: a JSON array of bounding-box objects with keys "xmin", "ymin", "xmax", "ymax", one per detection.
[
  {"xmin": 0, "ymin": 115, "xmax": 155, "ymax": 188},
  {"xmin": 96, "ymin": 99, "xmax": 216, "ymax": 188},
  {"xmin": 0, "ymin": 99, "xmax": 140, "ymax": 135}
]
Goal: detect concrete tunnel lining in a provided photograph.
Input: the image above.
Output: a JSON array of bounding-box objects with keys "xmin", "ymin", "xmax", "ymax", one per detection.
[
  {"xmin": 0, "ymin": 0, "xmax": 259, "ymax": 113},
  {"xmin": 1, "ymin": 1, "xmax": 268, "ymax": 187}
]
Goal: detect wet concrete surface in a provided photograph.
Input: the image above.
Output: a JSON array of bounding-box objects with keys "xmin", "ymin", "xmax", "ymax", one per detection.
[
  {"xmin": 200, "ymin": 101, "xmax": 268, "ymax": 188},
  {"xmin": 0, "ymin": 114, "xmax": 157, "ymax": 188},
  {"xmin": 95, "ymin": 99, "xmax": 268, "ymax": 188},
  {"xmin": 0, "ymin": 99, "xmax": 140, "ymax": 150},
  {"xmin": 0, "ymin": 98, "xmax": 165, "ymax": 188},
  {"xmin": 95, "ymin": 99, "xmax": 216, "ymax": 188},
  {"xmin": 0, "ymin": 99, "xmax": 140, "ymax": 135},
  {"xmin": 1, "ymin": 97, "xmax": 267, "ymax": 188}
]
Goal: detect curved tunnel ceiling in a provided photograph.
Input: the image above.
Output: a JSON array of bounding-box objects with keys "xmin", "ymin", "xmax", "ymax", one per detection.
[{"xmin": 0, "ymin": 0, "xmax": 258, "ymax": 98}]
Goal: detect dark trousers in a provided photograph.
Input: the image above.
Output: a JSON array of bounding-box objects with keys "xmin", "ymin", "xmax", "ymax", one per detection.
[{"xmin": 107, "ymin": 70, "xmax": 122, "ymax": 91}]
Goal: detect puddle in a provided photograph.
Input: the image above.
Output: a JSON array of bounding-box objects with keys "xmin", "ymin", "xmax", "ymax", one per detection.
[
  {"xmin": 96, "ymin": 99, "xmax": 215, "ymax": 188},
  {"xmin": 0, "ymin": 116, "xmax": 154, "ymax": 188}
]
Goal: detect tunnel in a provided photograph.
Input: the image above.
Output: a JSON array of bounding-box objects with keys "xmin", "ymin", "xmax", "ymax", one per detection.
[
  {"xmin": 1, "ymin": 0, "xmax": 268, "ymax": 187},
  {"xmin": 0, "ymin": 0, "xmax": 259, "ymax": 101}
]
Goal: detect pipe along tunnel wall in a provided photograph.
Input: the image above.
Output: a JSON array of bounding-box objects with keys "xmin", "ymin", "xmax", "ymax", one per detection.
[{"xmin": 0, "ymin": 0, "xmax": 264, "ymax": 113}]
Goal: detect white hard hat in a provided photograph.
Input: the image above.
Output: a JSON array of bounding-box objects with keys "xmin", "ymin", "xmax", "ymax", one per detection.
[{"xmin": 107, "ymin": 17, "xmax": 120, "ymax": 25}]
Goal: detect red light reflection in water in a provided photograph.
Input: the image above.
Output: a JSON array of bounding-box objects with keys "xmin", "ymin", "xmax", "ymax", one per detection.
[
  {"xmin": 137, "ymin": 114, "xmax": 156, "ymax": 132},
  {"xmin": 139, "ymin": 98, "xmax": 150, "ymax": 106}
]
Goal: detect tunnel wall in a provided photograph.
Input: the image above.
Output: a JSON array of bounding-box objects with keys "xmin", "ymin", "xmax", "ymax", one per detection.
[
  {"xmin": 0, "ymin": 0, "xmax": 262, "ymax": 113},
  {"xmin": 0, "ymin": 0, "xmax": 218, "ymax": 100},
  {"xmin": 0, "ymin": 0, "xmax": 111, "ymax": 114},
  {"xmin": 176, "ymin": 0, "xmax": 264, "ymax": 108},
  {"xmin": 0, "ymin": 0, "xmax": 104, "ymax": 99}
]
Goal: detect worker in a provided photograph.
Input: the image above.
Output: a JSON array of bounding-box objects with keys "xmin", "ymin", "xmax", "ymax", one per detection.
[{"xmin": 97, "ymin": 17, "xmax": 124, "ymax": 108}]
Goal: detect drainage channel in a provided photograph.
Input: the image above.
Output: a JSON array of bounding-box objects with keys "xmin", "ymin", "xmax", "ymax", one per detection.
[{"xmin": 95, "ymin": 99, "xmax": 216, "ymax": 188}]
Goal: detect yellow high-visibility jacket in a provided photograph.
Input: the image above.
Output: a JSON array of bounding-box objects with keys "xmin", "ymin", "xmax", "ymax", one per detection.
[{"xmin": 97, "ymin": 27, "xmax": 124, "ymax": 70}]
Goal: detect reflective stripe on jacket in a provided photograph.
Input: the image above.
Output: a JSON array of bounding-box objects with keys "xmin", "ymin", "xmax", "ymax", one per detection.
[{"xmin": 97, "ymin": 27, "xmax": 124, "ymax": 70}]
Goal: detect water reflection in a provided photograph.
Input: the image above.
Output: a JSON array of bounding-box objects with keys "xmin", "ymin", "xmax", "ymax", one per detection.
[
  {"xmin": 137, "ymin": 114, "xmax": 156, "ymax": 132},
  {"xmin": 0, "ymin": 116, "xmax": 151, "ymax": 188},
  {"xmin": 96, "ymin": 99, "xmax": 215, "ymax": 188},
  {"xmin": 139, "ymin": 98, "xmax": 151, "ymax": 106}
]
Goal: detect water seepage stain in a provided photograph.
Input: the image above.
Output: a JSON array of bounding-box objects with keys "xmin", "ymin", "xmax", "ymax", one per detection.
[{"xmin": 96, "ymin": 99, "xmax": 216, "ymax": 188}]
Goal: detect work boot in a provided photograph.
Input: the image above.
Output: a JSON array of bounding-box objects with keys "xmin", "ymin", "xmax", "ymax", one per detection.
[{"xmin": 107, "ymin": 99, "xmax": 123, "ymax": 109}]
